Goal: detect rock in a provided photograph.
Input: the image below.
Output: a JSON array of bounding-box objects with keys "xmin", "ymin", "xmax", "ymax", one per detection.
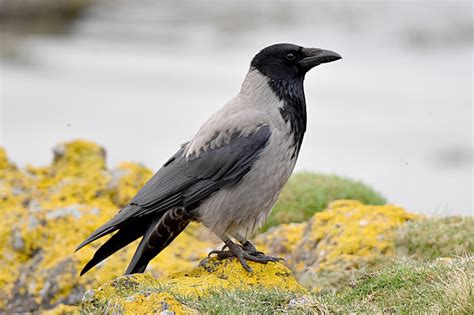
[
  {"xmin": 0, "ymin": 147, "xmax": 13, "ymax": 170},
  {"xmin": 109, "ymin": 162, "xmax": 154, "ymax": 207},
  {"xmin": 0, "ymin": 141, "xmax": 218, "ymax": 313},
  {"xmin": 256, "ymin": 200, "xmax": 420, "ymax": 290},
  {"xmin": 0, "ymin": 141, "xmax": 420, "ymax": 313},
  {"xmin": 81, "ymin": 257, "xmax": 304, "ymax": 314}
]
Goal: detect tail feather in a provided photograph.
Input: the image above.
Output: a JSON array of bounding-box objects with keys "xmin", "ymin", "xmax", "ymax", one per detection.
[
  {"xmin": 125, "ymin": 207, "xmax": 191, "ymax": 274},
  {"xmin": 75, "ymin": 204, "xmax": 141, "ymax": 252},
  {"xmin": 79, "ymin": 220, "xmax": 149, "ymax": 276}
]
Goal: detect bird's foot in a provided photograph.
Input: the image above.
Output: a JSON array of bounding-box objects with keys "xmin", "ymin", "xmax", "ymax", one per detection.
[
  {"xmin": 240, "ymin": 240, "xmax": 264, "ymax": 256},
  {"xmin": 240, "ymin": 240, "xmax": 284, "ymax": 263},
  {"xmin": 207, "ymin": 241, "xmax": 284, "ymax": 272}
]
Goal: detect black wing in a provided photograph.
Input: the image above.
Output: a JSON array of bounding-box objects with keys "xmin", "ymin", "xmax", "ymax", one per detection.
[{"xmin": 76, "ymin": 125, "xmax": 271, "ymax": 253}]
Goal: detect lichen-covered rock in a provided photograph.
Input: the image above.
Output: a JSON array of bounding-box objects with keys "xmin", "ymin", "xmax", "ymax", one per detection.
[
  {"xmin": 256, "ymin": 200, "xmax": 420, "ymax": 290},
  {"xmin": 0, "ymin": 147, "xmax": 12, "ymax": 170},
  {"xmin": 81, "ymin": 257, "xmax": 304, "ymax": 314},
  {"xmin": 0, "ymin": 141, "xmax": 217, "ymax": 313},
  {"xmin": 0, "ymin": 141, "xmax": 420, "ymax": 312}
]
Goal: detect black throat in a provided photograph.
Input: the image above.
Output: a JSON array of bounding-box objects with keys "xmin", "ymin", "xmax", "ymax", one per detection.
[{"xmin": 267, "ymin": 77, "xmax": 307, "ymax": 158}]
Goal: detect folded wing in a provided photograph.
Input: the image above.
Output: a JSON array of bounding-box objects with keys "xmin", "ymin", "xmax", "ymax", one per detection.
[{"xmin": 76, "ymin": 125, "xmax": 271, "ymax": 274}]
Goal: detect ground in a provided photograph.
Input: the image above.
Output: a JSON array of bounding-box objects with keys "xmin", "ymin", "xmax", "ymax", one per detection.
[
  {"xmin": 0, "ymin": 141, "xmax": 472, "ymax": 314},
  {"xmin": 82, "ymin": 256, "xmax": 473, "ymax": 314}
]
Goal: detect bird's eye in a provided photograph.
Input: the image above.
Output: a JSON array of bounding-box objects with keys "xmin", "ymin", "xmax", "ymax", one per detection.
[{"xmin": 285, "ymin": 53, "xmax": 296, "ymax": 61}]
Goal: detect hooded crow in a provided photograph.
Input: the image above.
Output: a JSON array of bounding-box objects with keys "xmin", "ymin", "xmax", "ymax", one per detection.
[{"xmin": 76, "ymin": 43, "xmax": 342, "ymax": 274}]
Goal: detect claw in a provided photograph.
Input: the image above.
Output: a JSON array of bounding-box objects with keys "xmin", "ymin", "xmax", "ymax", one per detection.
[
  {"xmin": 236, "ymin": 255, "xmax": 253, "ymax": 272},
  {"xmin": 242, "ymin": 252, "xmax": 283, "ymax": 264},
  {"xmin": 207, "ymin": 250, "xmax": 220, "ymax": 257},
  {"xmin": 206, "ymin": 240, "xmax": 284, "ymax": 272}
]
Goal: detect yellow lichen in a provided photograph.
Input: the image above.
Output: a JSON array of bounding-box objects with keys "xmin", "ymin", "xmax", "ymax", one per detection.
[
  {"xmin": 0, "ymin": 141, "xmax": 217, "ymax": 313},
  {"xmin": 1, "ymin": 141, "xmax": 420, "ymax": 312},
  {"xmin": 163, "ymin": 257, "xmax": 304, "ymax": 296},
  {"xmin": 111, "ymin": 162, "xmax": 153, "ymax": 207},
  {"xmin": 82, "ymin": 257, "xmax": 304, "ymax": 313},
  {"xmin": 302, "ymin": 200, "xmax": 420, "ymax": 271},
  {"xmin": 255, "ymin": 223, "xmax": 305, "ymax": 265},
  {"xmin": 256, "ymin": 200, "xmax": 420, "ymax": 289},
  {"xmin": 0, "ymin": 147, "xmax": 12, "ymax": 170},
  {"xmin": 85, "ymin": 274, "xmax": 194, "ymax": 315},
  {"xmin": 42, "ymin": 304, "xmax": 80, "ymax": 315}
]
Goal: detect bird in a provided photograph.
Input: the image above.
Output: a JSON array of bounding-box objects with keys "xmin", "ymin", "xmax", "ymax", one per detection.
[{"xmin": 76, "ymin": 43, "xmax": 341, "ymax": 275}]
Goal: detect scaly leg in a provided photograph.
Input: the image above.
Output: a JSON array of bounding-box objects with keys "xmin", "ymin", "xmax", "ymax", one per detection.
[
  {"xmin": 234, "ymin": 233, "xmax": 263, "ymax": 255},
  {"xmin": 208, "ymin": 238, "xmax": 253, "ymax": 272},
  {"xmin": 206, "ymin": 234, "xmax": 283, "ymax": 272},
  {"xmin": 235, "ymin": 233, "xmax": 284, "ymax": 263}
]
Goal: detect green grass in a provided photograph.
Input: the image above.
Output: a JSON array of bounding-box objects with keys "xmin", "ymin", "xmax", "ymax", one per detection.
[
  {"xmin": 319, "ymin": 257, "xmax": 473, "ymax": 314},
  {"xmin": 311, "ymin": 216, "xmax": 474, "ymax": 292},
  {"xmin": 262, "ymin": 172, "xmax": 386, "ymax": 231},
  {"xmin": 180, "ymin": 289, "xmax": 322, "ymax": 314},
  {"xmin": 180, "ymin": 257, "xmax": 473, "ymax": 314},
  {"xmin": 395, "ymin": 216, "xmax": 474, "ymax": 260},
  {"xmin": 82, "ymin": 257, "xmax": 473, "ymax": 314},
  {"xmin": 81, "ymin": 217, "xmax": 474, "ymax": 314},
  {"xmin": 81, "ymin": 179, "xmax": 474, "ymax": 314}
]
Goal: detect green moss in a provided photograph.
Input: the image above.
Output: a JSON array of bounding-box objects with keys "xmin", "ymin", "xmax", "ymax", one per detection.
[
  {"xmin": 395, "ymin": 216, "xmax": 474, "ymax": 260},
  {"xmin": 262, "ymin": 172, "xmax": 386, "ymax": 231}
]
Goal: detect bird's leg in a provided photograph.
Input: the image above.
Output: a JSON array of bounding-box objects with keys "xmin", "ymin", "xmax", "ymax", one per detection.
[
  {"xmin": 206, "ymin": 235, "xmax": 284, "ymax": 272},
  {"xmin": 234, "ymin": 233, "xmax": 264, "ymax": 256},
  {"xmin": 234, "ymin": 233, "xmax": 285, "ymax": 264},
  {"xmin": 208, "ymin": 238, "xmax": 253, "ymax": 272}
]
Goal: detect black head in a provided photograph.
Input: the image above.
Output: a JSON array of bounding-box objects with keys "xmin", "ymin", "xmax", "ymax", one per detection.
[{"xmin": 250, "ymin": 43, "xmax": 342, "ymax": 81}]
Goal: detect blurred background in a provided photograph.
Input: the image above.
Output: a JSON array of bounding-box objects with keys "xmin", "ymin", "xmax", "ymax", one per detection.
[{"xmin": 0, "ymin": 0, "xmax": 472, "ymax": 215}]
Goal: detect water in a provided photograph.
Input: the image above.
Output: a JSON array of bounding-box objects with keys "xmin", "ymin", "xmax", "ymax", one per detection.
[{"xmin": 1, "ymin": 0, "xmax": 472, "ymax": 215}]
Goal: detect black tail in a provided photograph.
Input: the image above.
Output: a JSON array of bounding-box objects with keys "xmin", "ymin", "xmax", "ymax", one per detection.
[
  {"xmin": 125, "ymin": 207, "xmax": 191, "ymax": 274},
  {"xmin": 75, "ymin": 204, "xmax": 142, "ymax": 252},
  {"xmin": 79, "ymin": 220, "xmax": 149, "ymax": 276}
]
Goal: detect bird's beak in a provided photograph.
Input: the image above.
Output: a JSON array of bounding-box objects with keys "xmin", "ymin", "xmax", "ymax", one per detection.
[{"xmin": 299, "ymin": 48, "xmax": 342, "ymax": 70}]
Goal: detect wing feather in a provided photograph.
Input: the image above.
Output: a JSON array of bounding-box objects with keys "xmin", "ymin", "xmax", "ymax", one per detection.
[{"xmin": 76, "ymin": 125, "xmax": 271, "ymax": 251}]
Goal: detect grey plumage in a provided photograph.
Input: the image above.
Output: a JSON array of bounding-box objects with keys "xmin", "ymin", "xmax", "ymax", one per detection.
[{"xmin": 77, "ymin": 43, "xmax": 341, "ymax": 274}]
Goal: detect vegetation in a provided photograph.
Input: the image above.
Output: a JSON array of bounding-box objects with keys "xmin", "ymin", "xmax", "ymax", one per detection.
[
  {"xmin": 262, "ymin": 172, "xmax": 386, "ymax": 231},
  {"xmin": 82, "ymin": 257, "xmax": 473, "ymax": 314},
  {"xmin": 1, "ymin": 142, "xmax": 472, "ymax": 314},
  {"xmin": 82, "ymin": 214, "xmax": 474, "ymax": 314},
  {"xmin": 396, "ymin": 216, "xmax": 474, "ymax": 260}
]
